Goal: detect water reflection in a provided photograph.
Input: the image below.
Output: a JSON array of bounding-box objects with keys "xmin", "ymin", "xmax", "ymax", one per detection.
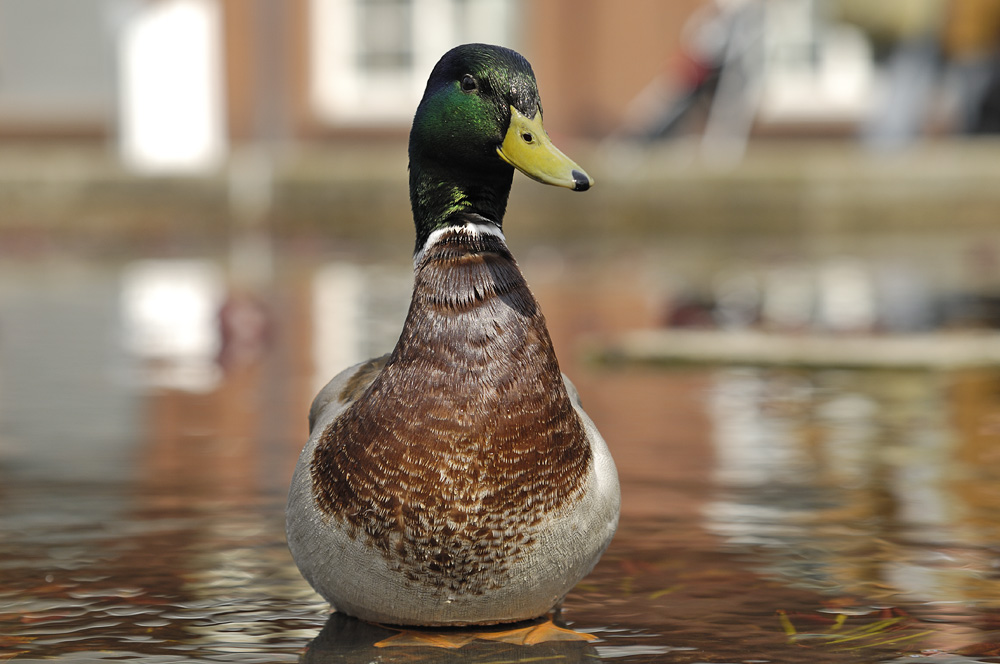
[
  {"xmin": 310, "ymin": 262, "xmax": 409, "ymax": 393},
  {"xmin": 120, "ymin": 259, "xmax": 225, "ymax": 392},
  {"xmin": 0, "ymin": 265, "xmax": 137, "ymax": 482},
  {"xmin": 4, "ymin": 258, "xmax": 1000, "ymax": 661},
  {"xmin": 0, "ymin": 480, "xmax": 323, "ymax": 662},
  {"xmin": 706, "ymin": 368, "xmax": 1000, "ymax": 654}
]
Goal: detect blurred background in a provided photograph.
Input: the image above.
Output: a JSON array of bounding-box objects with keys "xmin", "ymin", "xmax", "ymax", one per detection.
[
  {"xmin": 5, "ymin": 2, "xmax": 1000, "ymax": 660},
  {"xmin": 5, "ymin": 0, "xmax": 1000, "ymax": 147},
  {"xmin": 2, "ymin": 0, "xmax": 999, "ymax": 328}
]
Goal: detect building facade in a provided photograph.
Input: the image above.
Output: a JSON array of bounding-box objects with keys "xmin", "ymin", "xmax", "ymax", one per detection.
[{"xmin": 0, "ymin": 0, "xmax": 703, "ymax": 143}]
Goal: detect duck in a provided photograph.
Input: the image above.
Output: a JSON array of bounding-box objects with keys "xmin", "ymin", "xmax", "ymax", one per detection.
[{"xmin": 286, "ymin": 43, "xmax": 620, "ymax": 627}]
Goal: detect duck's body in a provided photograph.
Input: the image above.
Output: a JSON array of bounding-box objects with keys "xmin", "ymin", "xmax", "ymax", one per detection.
[{"xmin": 286, "ymin": 44, "xmax": 619, "ymax": 626}]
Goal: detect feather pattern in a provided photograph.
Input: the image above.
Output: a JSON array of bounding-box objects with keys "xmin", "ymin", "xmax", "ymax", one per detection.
[{"xmin": 310, "ymin": 220, "xmax": 591, "ymax": 594}]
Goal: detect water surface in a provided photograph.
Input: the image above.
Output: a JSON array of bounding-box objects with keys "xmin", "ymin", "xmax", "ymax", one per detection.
[{"xmin": 2, "ymin": 257, "xmax": 1000, "ymax": 663}]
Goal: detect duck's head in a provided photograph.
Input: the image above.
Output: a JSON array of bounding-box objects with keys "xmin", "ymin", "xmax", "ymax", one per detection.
[{"xmin": 409, "ymin": 43, "xmax": 592, "ymax": 250}]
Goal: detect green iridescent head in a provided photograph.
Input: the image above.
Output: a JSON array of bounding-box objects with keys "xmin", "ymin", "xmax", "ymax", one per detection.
[{"xmin": 408, "ymin": 43, "xmax": 592, "ymax": 250}]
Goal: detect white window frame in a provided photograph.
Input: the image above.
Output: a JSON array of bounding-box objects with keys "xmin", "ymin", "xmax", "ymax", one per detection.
[{"xmin": 308, "ymin": 0, "xmax": 516, "ymax": 126}]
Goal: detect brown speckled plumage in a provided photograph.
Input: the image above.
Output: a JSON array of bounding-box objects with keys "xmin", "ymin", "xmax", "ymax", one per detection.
[
  {"xmin": 337, "ymin": 354, "xmax": 390, "ymax": 403},
  {"xmin": 310, "ymin": 222, "xmax": 591, "ymax": 595}
]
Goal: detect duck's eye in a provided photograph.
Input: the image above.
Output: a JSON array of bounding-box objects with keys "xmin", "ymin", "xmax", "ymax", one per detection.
[{"xmin": 460, "ymin": 74, "xmax": 477, "ymax": 92}]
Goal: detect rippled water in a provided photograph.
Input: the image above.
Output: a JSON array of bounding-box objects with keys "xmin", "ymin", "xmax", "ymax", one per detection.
[{"xmin": 3, "ymin": 258, "xmax": 1000, "ymax": 663}]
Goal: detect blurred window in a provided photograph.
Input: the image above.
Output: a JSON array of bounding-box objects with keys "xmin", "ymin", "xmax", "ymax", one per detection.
[
  {"xmin": 0, "ymin": 0, "xmax": 120, "ymax": 133},
  {"xmin": 356, "ymin": 0, "xmax": 413, "ymax": 73},
  {"xmin": 308, "ymin": 0, "xmax": 516, "ymax": 126}
]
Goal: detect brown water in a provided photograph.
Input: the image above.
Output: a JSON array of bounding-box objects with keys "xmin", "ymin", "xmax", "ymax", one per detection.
[{"xmin": 2, "ymin": 256, "xmax": 1000, "ymax": 663}]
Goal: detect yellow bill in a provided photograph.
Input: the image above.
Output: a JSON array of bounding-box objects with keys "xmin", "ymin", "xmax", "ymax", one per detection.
[{"xmin": 497, "ymin": 106, "xmax": 593, "ymax": 191}]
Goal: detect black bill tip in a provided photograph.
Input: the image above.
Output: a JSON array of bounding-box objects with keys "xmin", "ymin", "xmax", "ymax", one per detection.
[{"xmin": 571, "ymin": 169, "xmax": 592, "ymax": 192}]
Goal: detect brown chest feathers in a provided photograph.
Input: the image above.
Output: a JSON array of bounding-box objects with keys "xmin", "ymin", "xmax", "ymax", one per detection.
[{"xmin": 310, "ymin": 226, "xmax": 592, "ymax": 594}]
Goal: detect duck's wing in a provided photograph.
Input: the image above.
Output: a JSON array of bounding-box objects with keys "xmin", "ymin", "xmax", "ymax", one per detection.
[
  {"xmin": 561, "ymin": 371, "xmax": 621, "ymax": 539},
  {"xmin": 562, "ymin": 371, "xmax": 618, "ymax": 470},
  {"xmin": 561, "ymin": 372, "xmax": 584, "ymax": 409},
  {"xmin": 308, "ymin": 353, "xmax": 391, "ymax": 433}
]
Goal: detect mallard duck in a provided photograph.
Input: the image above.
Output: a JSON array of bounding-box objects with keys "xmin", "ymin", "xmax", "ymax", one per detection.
[{"xmin": 286, "ymin": 43, "xmax": 619, "ymax": 627}]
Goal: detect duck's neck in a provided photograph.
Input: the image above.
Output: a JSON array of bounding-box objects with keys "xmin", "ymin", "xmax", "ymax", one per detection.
[
  {"xmin": 390, "ymin": 219, "xmax": 577, "ymax": 429},
  {"xmin": 407, "ymin": 218, "xmax": 538, "ymax": 327},
  {"xmin": 408, "ymin": 159, "xmax": 514, "ymax": 253}
]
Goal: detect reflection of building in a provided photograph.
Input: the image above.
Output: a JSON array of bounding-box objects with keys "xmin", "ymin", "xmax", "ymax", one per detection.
[{"xmin": 704, "ymin": 367, "xmax": 1000, "ymax": 616}]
